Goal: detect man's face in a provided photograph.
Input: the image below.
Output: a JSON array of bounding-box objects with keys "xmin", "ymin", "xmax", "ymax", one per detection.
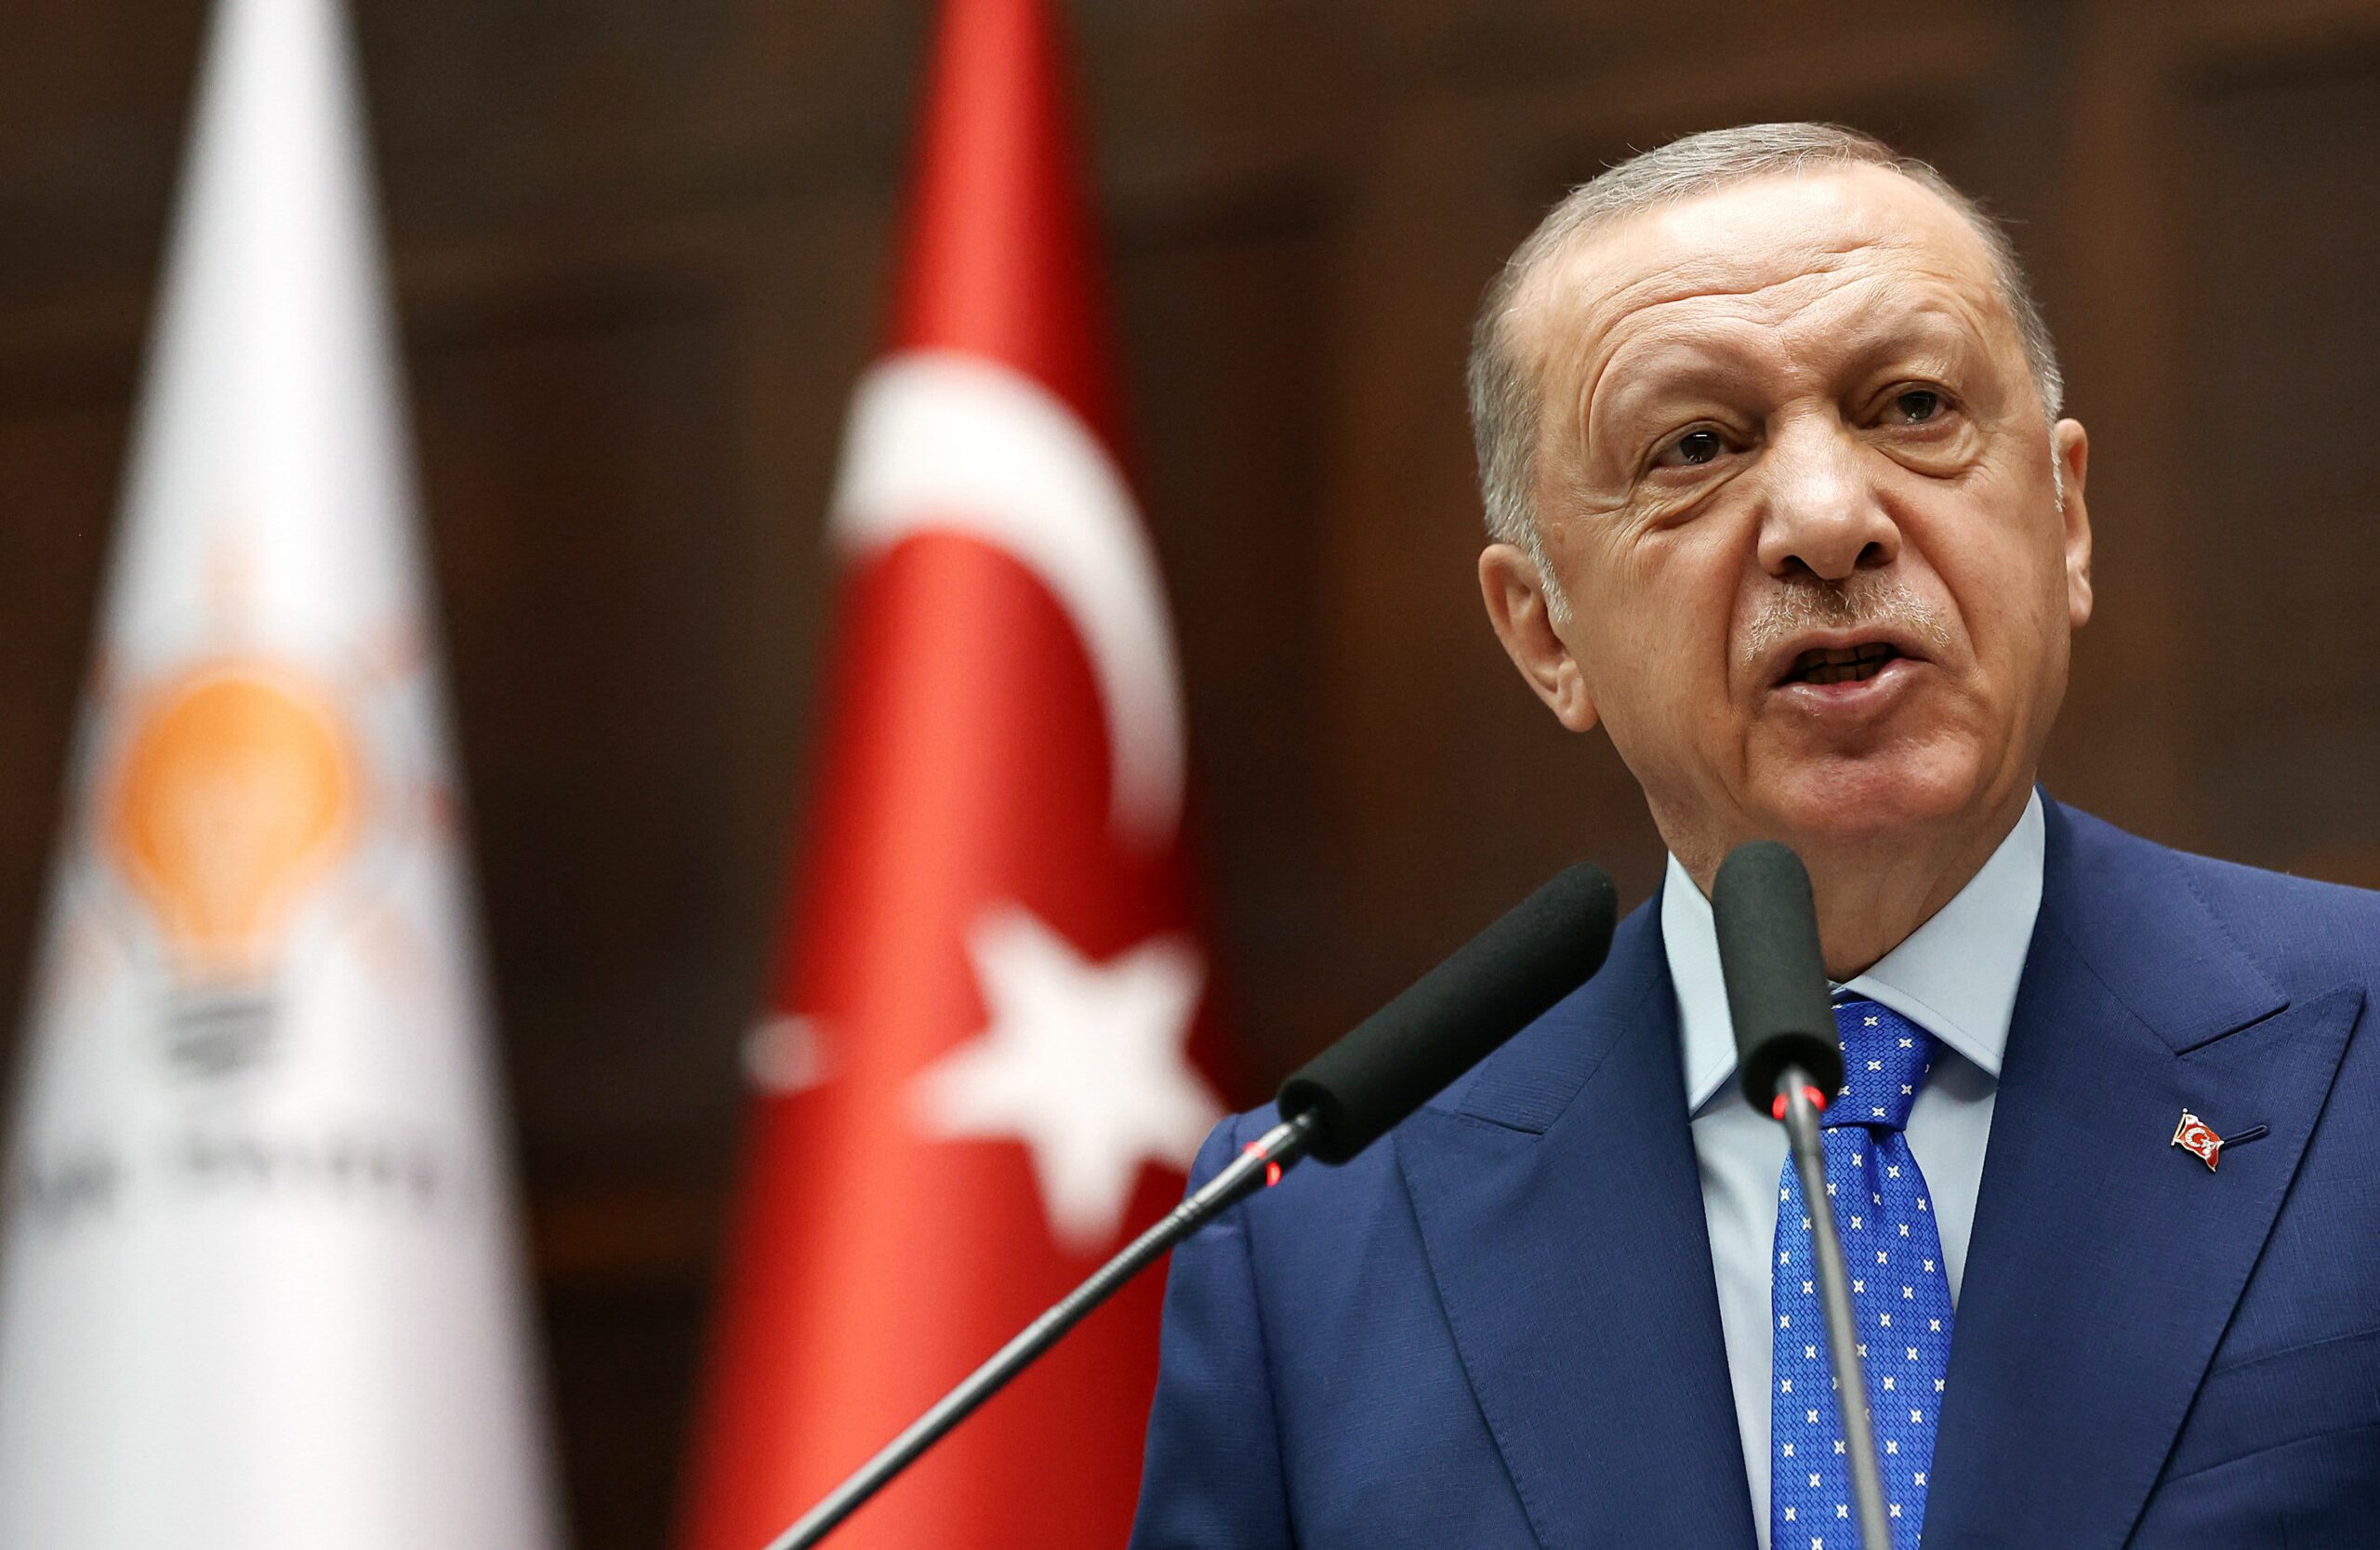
[{"xmin": 1481, "ymin": 166, "xmax": 2093, "ymax": 872}]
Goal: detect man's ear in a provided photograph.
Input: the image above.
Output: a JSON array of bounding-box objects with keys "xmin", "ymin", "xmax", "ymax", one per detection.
[
  {"xmin": 2053, "ymin": 418, "xmax": 2093, "ymax": 629},
  {"xmin": 1478, "ymin": 541, "xmax": 1599, "ymax": 733}
]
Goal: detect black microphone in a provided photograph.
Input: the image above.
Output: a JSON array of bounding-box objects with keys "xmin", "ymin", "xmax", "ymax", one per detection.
[
  {"xmin": 1712, "ymin": 840, "xmax": 1843, "ymax": 1110},
  {"xmin": 1710, "ymin": 840, "xmax": 1888, "ymax": 1550},
  {"xmin": 766, "ymin": 861, "xmax": 1620, "ymax": 1549},
  {"xmin": 1278, "ymin": 862, "xmax": 1620, "ymax": 1163}
]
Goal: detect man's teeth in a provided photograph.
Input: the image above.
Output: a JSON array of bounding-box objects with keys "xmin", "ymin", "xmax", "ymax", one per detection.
[{"xmin": 1789, "ymin": 643, "xmax": 1900, "ymax": 684}]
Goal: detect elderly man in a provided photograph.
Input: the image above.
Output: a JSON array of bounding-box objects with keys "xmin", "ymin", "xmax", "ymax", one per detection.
[{"xmin": 1129, "ymin": 125, "xmax": 2380, "ymax": 1549}]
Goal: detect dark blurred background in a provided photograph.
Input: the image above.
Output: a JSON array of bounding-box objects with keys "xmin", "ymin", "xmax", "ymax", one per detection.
[{"xmin": 5, "ymin": 1, "xmax": 2379, "ymax": 1544}]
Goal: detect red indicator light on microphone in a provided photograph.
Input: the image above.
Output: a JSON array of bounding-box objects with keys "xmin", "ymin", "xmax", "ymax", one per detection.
[
  {"xmin": 1241, "ymin": 1139, "xmax": 1284, "ymax": 1188},
  {"xmin": 1770, "ymin": 1084, "xmax": 1828, "ymax": 1121}
]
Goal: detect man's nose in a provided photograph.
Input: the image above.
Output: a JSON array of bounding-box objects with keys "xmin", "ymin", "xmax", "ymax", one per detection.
[{"xmin": 1753, "ymin": 420, "xmax": 1899, "ymax": 582}]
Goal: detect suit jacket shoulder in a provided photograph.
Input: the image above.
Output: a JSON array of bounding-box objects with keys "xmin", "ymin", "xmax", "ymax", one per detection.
[{"xmin": 2057, "ymin": 801, "xmax": 2380, "ymax": 994}]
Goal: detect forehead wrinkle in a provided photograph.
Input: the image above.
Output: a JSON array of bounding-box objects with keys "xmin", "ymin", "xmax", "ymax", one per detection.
[
  {"xmin": 1587, "ymin": 265, "xmax": 1857, "ymax": 390},
  {"xmin": 1592, "ymin": 232, "xmax": 1873, "ymax": 319}
]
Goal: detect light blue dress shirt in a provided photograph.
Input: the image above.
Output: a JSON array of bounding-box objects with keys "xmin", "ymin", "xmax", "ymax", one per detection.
[{"xmin": 1660, "ymin": 790, "xmax": 2043, "ymax": 1549}]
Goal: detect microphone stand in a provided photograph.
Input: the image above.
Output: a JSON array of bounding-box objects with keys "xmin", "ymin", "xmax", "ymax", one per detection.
[
  {"xmin": 763, "ymin": 1108, "xmax": 1322, "ymax": 1550},
  {"xmin": 1776, "ymin": 1066, "xmax": 1892, "ymax": 1550}
]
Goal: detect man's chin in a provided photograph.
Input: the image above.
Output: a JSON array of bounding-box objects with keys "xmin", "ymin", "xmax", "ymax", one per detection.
[{"xmin": 1750, "ymin": 750, "xmax": 1989, "ymax": 854}]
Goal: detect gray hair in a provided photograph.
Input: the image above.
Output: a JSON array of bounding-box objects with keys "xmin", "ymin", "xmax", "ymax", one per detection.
[{"xmin": 1465, "ymin": 123, "xmax": 2064, "ymax": 596}]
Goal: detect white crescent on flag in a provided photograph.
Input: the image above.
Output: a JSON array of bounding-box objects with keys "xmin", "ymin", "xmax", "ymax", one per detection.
[{"xmin": 828, "ymin": 350, "xmax": 1188, "ymax": 844}]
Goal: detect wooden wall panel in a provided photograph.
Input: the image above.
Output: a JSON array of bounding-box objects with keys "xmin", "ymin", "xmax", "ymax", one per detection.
[
  {"xmin": 409, "ymin": 289, "xmax": 753, "ymax": 1190},
  {"xmin": 2182, "ymin": 51, "xmax": 2380, "ymax": 881},
  {"xmin": 0, "ymin": 400, "xmax": 124, "ymax": 1080},
  {"xmin": 2040, "ymin": 2, "xmax": 2206, "ymax": 841},
  {"xmin": 1115, "ymin": 214, "xmax": 1343, "ymax": 1075}
]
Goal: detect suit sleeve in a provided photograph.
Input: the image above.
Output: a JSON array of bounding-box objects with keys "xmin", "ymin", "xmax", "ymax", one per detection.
[{"xmin": 1127, "ymin": 1110, "xmax": 1296, "ymax": 1549}]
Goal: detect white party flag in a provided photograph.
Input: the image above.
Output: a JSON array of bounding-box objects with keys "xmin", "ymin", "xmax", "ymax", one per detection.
[{"xmin": 0, "ymin": 0, "xmax": 564, "ymax": 1544}]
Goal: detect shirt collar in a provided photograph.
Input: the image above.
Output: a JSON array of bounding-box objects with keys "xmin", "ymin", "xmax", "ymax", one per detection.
[{"xmin": 1667, "ymin": 788, "xmax": 2045, "ymax": 1115}]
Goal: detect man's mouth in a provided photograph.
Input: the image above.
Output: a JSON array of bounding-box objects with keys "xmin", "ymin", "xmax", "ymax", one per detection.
[{"xmin": 1779, "ymin": 641, "xmax": 1903, "ymax": 687}]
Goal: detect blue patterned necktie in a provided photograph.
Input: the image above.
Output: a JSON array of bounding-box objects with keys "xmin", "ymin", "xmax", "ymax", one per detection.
[{"xmin": 1771, "ymin": 999, "xmax": 1952, "ymax": 1550}]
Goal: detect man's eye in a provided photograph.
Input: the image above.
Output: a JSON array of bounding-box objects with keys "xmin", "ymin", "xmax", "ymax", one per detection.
[
  {"xmin": 1889, "ymin": 389, "xmax": 1944, "ymax": 425},
  {"xmin": 1655, "ymin": 428, "xmax": 1728, "ymax": 469}
]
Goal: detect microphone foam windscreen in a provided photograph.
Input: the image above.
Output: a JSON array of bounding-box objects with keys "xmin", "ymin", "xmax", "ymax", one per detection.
[
  {"xmin": 1276, "ymin": 863, "xmax": 1619, "ymax": 1165},
  {"xmin": 1711, "ymin": 841, "xmax": 1843, "ymax": 1111}
]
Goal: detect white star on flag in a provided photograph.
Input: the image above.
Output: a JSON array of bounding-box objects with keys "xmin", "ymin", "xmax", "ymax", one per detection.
[{"xmin": 911, "ymin": 904, "xmax": 1223, "ymax": 1252}]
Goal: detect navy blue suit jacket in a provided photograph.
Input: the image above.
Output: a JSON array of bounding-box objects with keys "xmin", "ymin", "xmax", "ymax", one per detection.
[{"xmin": 1130, "ymin": 799, "xmax": 2380, "ymax": 1547}]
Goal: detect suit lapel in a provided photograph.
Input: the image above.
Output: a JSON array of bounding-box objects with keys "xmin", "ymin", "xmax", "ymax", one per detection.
[
  {"xmin": 1922, "ymin": 799, "xmax": 2362, "ymax": 1549},
  {"xmin": 1396, "ymin": 902, "xmax": 1760, "ymax": 1549}
]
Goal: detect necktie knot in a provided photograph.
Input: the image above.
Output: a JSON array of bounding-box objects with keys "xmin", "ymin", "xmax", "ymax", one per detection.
[{"xmin": 1824, "ymin": 999, "xmax": 1936, "ymax": 1133}]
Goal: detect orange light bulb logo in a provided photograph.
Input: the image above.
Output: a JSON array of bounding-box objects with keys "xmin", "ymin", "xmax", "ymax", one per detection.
[{"xmin": 103, "ymin": 662, "xmax": 359, "ymax": 1071}]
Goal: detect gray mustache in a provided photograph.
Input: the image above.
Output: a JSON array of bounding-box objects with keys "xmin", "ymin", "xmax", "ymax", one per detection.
[{"xmin": 1741, "ymin": 576, "xmax": 1954, "ymax": 669}]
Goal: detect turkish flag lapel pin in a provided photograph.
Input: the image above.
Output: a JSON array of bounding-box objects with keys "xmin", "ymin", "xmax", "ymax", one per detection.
[{"xmin": 2172, "ymin": 1110, "xmax": 2224, "ymax": 1171}]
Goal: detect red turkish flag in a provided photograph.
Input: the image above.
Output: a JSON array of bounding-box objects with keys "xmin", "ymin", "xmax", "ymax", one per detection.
[{"xmin": 675, "ymin": 2, "xmax": 1228, "ymax": 1547}]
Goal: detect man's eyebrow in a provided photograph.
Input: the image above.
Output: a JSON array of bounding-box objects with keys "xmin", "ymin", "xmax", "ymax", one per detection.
[
  {"xmin": 1831, "ymin": 302, "xmax": 1992, "ymax": 376},
  {"xmin": 1585, "ymin": 348, "xmax": 1757, "ymax": 442}
]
